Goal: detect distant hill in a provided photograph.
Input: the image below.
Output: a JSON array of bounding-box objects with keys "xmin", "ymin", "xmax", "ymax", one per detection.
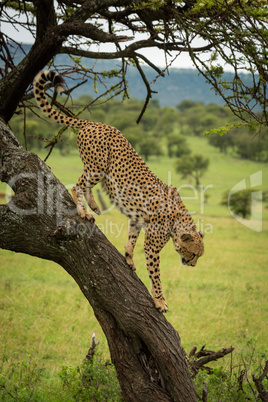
[{"xmin": 7, "ymin": 43, "xmax": 252, "ymax": 107}]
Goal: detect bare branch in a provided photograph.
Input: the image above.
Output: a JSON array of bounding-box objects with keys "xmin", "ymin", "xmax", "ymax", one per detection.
[
  {"xmin": 202, "ymin": 382, "xmax": 208, "ymax": 402},
  {"xmin": 83, "ymin": 333, "xmax": 100, "ymax": 362},
  {"xmin": 133, "ymin": 56, "xmax": 157, "ymax": 124},
  {"xmin": 60, "ymin": 37, "xmax": 187, "ymax": 62},
  {"xmin": 133, "ymin": 52, "xmax": 165, "ymax": 76},
  {"xmin": 188, "ymin": 345, "xmax": 235, "ymax": 378}
]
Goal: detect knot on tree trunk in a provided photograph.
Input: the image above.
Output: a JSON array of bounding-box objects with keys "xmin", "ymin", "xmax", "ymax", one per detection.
[{"xmin": 138, "ymin": 341, "xmax": 165, "ymax": 388}]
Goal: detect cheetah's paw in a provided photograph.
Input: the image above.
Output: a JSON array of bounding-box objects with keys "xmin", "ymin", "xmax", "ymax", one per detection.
[
  {"xmin": 93, "ymin": 208, "xmax": 101, "ymax": 215},
  {"xmin": 79, "ymin": 209, "xmax": 95, "ymax": 223},
  {"xmin": 154, "ymin": 298, "xmax": 168, "ymax": 313},
  {"xmin": 125, "ymin": 255, "xmax": 137, "ymax": 271}
]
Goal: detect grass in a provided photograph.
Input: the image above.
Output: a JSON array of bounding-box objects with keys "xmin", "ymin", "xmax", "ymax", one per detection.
[{"xmin": 0, "ymin": 136, "xmax": 268, "ymax": 399}]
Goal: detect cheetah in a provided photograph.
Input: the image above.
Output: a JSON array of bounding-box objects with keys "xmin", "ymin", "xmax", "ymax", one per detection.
[{"xmin": 33, "ymin": 70, "xmax": 204, "ymax": 313}]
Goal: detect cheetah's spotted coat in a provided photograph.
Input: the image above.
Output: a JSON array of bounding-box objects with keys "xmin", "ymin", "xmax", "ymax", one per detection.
[{"xmin": 34, "ymin": 70, "xmax": 204, "ymax": 312}]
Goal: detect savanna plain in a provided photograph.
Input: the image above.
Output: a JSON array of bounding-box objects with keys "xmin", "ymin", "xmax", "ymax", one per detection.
[{"xmin": 0, "ymin": 134, "xmax": 267, "ymax": 400}]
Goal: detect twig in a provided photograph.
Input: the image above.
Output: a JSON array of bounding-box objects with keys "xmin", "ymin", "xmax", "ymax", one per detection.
[
  {"xmin": 238, "ymin": 369, "xmax": 245, "ymax": 393},
  {"xmin": 133, "ymin": 56, "xmax": 157, "ymax": 124},
  {"xmin": 83, "ymin": 333, "xmax": 100, "ymax": 362},
  {"xmin": 202, "ymin": 382, "xmax": 207, "ymax": 402}
]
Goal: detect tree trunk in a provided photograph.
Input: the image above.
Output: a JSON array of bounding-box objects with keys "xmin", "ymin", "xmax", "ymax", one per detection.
[
  {"xmin": 0, "ymin": 37, "xmax": 63, "ymax": 123},
  {"xmin": 0, "ymin": 120, "xmax": 197, "ymax": 402},
  {"xmin": 0, "ymin": 0, "xmax": 63, "ymax": 123}
]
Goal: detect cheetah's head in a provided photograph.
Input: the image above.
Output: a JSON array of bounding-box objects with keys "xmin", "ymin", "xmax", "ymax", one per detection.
[{"xmin": 171, "ymin": 222, "xmax": 204, "ymax": 267}]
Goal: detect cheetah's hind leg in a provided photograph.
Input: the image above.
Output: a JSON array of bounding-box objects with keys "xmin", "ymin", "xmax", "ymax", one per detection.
[
  {"xmin": 71, "ymin": 171, "xmax": 104, "ymax": 221},
  {"xmin": 84, "ymin": 186, "xmax": 101, "ymax": 215},
  {"xmin": 125, "ymin": 221, "xmax": 141, "ymax": 271}
]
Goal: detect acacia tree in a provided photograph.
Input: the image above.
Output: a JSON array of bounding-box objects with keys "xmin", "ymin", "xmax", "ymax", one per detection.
[
  {"xmin": 0, "ymin": 1, "xmax": 267, "ymax": 400},
  {"xmin": 175, "ymin": 154, "xmax": 210, "ymax": 187}
]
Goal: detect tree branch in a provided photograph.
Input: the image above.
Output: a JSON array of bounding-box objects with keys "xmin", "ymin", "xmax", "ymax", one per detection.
[
  {"xmin": 133, "ymin": 56, "xmax": 157, "ymax": 124},
  {"xmin": 57, "ymin": 21, "xmax": 133, "ymax": 43},
  {"xmin": 188, "ymin": 345, "xmax": 235, "ymax": 378},
  {"xmin": 63, "ymin": 0, "xmax": 132, "ymax": 24},
  {"xmin": 59, "ymin": 37, "xmax": 186, "ymax": 61}
]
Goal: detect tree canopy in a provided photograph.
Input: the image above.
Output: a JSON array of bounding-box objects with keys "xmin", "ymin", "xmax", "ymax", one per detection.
[{"xmin": 1, "ymin": 0, "xmax": 267, "ymax": 130}]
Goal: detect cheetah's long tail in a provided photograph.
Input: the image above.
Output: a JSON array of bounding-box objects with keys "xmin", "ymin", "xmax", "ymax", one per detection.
[{"xmin": 33, "ymin": 70, "xmax": 88, "ymax": 129}]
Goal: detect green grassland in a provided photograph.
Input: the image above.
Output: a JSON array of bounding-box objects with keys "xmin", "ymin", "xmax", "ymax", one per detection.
[{"xmin": 0, "ymin": 135, "xmax": 268, "ymax": 399}]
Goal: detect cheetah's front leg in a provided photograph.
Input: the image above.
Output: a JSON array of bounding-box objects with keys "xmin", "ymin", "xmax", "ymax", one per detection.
[
  {"xmin": 85, "ymin": 186, "xmax": 101, "ymax": 215},
  {"xmin": 144, "ymin": 232, "xmax": 169, "ymax": 313}
]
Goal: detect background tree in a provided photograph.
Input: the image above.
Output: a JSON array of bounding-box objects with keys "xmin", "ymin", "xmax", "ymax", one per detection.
[
  {"xmin": 234, "ymin": 130, "xmax": 268, "ymax": 162},
  {"xmin": 0, "ymin": 0, "xmax": 268, "ymax": 400},
  {"xmin": 154, "ymin": 107, "xmax": 178, "ymax": 137},
  {"xmin": 208, "ymin": 131, "xmax": 235, "ymax": 154},
  {"xmin": 175, "ymin": 154, "xmax": 210, "ymax": 187},
  {"xmin": 221, "ymin": 189, "xmax": 260, "ymax": 219},
  {"xmin": 139, "ymin": 136, "xmax": 163, "ymax": 161},
  {"xmin": 167, "ymin": 133, "xmax": 191, "ymax": 158}
]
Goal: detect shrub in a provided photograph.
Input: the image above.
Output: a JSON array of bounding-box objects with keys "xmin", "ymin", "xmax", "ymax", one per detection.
[{"xmin": 58, "ymin": 353, "xmax": 123, "ymax": 401}]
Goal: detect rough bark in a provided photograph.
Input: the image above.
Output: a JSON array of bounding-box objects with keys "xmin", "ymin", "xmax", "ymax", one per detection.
[{"xmin": 0, "ymin": 119, "xmax": 197, "ymax": 401}]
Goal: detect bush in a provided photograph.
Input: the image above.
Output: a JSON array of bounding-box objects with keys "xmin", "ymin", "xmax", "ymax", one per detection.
[
  {"xmin": 193, "ymin": 339, "xmax": 268, "ymax": 401},
  {"xmin": 0, "ymin": 352, "xmax": 122, "ymax": 402},
  {"xmin": 0, "ymin": 355, "xmax": 47, "ymax": 401},
  {"xmin": 58, "ymin": 354, "xmax": 123, "ymax": 401}
]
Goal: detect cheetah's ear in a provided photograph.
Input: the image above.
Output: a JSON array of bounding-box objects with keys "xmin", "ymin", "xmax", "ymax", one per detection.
[
  {"xmin": 181, "ymin": 233, "xmax": 193, "ymax": 242},
  {"xmin": 198, "ymin": 231, "xmax": 205, "ymax": 238}
]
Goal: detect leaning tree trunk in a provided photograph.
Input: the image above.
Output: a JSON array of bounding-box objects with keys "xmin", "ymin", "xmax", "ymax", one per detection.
[{"xmin": 0, "ymin": 120, "xmax": 197, "ymax": 402}]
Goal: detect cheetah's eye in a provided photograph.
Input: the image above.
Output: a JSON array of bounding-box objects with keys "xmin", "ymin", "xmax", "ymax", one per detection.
[{"xmin": 181, "ymin": 233, "xmax": 193, "ymax": 242}]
